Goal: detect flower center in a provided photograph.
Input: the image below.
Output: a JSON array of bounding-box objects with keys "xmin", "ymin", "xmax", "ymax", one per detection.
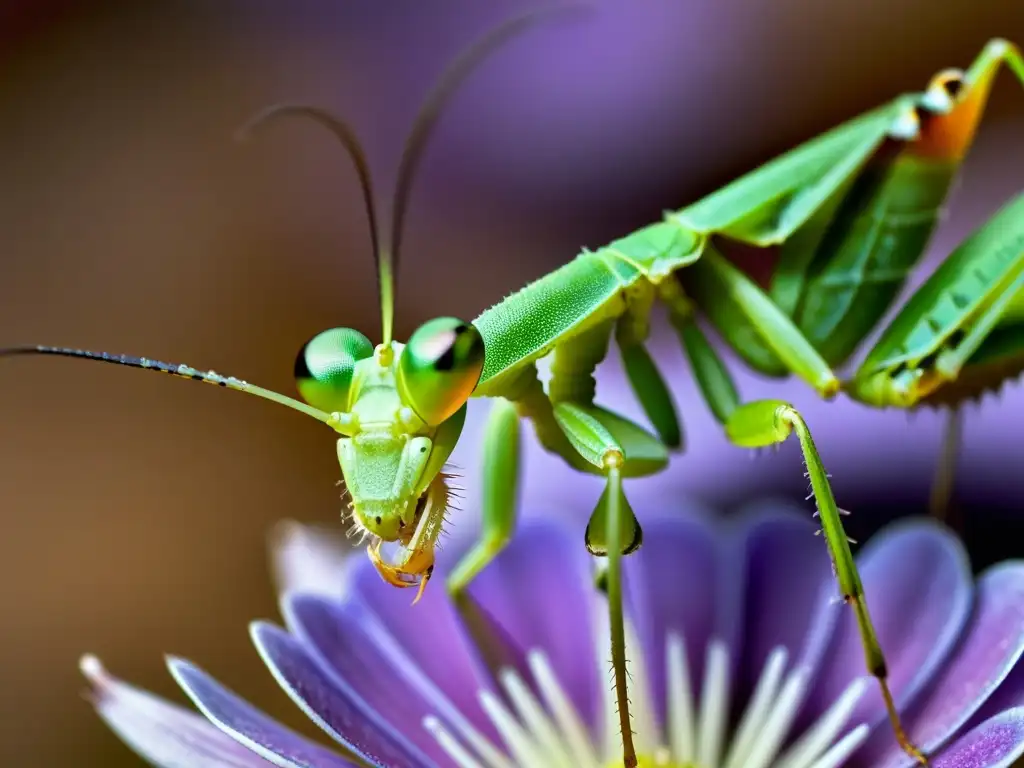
[{"xmin": 424, "ymin": 626, "xmax": 873, "ymax": 768}]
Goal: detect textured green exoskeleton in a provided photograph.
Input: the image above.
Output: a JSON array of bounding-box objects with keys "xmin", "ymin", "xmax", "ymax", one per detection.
[{"xmin": 4, "ymin": 21, "xmax": 1023, "ymax": 766}]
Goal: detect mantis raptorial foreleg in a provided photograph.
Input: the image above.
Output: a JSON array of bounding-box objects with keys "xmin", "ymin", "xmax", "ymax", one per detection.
[{"xmin": 446, "ymin": 398, "xmax": 522, "ymax": 596}]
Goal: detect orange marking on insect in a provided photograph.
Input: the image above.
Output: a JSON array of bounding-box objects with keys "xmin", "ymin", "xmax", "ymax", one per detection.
[{"xmin": 910, "ymin": 70, "xmax": 993, "ymax": 161}]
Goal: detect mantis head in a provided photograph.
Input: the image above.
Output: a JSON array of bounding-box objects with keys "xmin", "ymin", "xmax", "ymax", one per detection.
[{"xmin": 291, "ymin": 320, "xmax": 484, "ymax": 601}]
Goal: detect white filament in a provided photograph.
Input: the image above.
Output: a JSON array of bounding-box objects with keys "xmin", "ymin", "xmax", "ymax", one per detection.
[
  {"xmin": 697, "ymin": 640, "xmax": 731, "ymax": 767},
  {"xmin": 666, "ymin": 633, "xmax": 696, "ymax": 762}
]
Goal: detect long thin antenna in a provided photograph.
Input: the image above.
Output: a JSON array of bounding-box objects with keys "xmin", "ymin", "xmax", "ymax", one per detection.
[
  {"xmin": 235, "ymin": 105, "xmax": 392, "ymax": 344},
  {"xmin": 236, "ymin": 6, "xmax": 585, "ymax": 348},
  {"xmin": 0, "ymin": 346, "xmax": 334, "ymax": 424},
  {"xmin": 391, "ymin": 6, "xmax": 586, "ymax": 303}
]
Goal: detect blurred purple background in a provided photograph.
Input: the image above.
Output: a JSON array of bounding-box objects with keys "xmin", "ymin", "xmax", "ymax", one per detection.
[{"xmin": 1, "ymin": 1, "xmax": 1023, "ymax": 764}]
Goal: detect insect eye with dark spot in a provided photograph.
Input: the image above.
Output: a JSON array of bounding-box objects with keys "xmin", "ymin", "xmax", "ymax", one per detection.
[
  {"xmin": 375, "ymin": 515, "xmax": 382, "ymax": 526},
  {"xmin": 294, "ymin": 327, "xmax": 375, "ymax": 412},
  {"xmin": 941, "ymin": 74, "xmax": 965, "ymax": 99},
  {"xmin": 921, "ymin": 68, "xmax": 967, "ymax": 115},
  {"xmin": 397, "ymin": 317, "xmax": 485, "ymax": 426}
]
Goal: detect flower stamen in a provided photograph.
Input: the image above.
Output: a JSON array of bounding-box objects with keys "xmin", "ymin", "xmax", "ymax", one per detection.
[
  {"xmin": 424, "ymin": 716, "xmax": 488, "ymax": 768},
  {"xmin": 722, "ymin": 647, "xmax": 789, "ymax": 768},
  {"xmin": 427, "ymin": 627, "xmax": 873, "ymax": 768},
  {"xmin": 529, "ymin": 650, "xmax": 603, "ymax": 767},
  {"xmin": 666, "ymin": 633, "xmax": 697, "ymax": 762},
  {"xmin": 480, "ymin": 689, "xmax": 549, "ymax": 766},
  {"xmin": 775, "ymin": 677, "xmax": 870, "ymax": 768},
  {"xmin": 499, "ymin": 668, "xmax": 576, "ymax": 767},
  {"xmin": 697, "ymin": 639, "xmax": 730, "ymax": 767}
]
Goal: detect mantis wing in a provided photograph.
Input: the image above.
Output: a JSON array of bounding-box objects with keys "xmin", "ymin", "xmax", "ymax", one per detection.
[
  {"xmin": 672, "ymin": 100, "xmax": 906, "ymax": 246},
  {"xmin": 858, "ymin": 191, "xmax": 1024, "ymax": 376}
]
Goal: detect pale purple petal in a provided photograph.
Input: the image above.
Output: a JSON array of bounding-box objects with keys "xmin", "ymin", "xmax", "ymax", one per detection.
[
  {"xmin": 248, "ymin": 622, "xmax": 436, "ymax": 768},
  {"xmin": 802, "ymin": 519, "xmax": 972, "ymax": 731},
  {"xmin": 732, "ymin": 502, "xmax": 837, "ymax": 702},
  {"xmin": 348, "ymin": 556, "xmax": 496, "ymax": 728},
  {"xmin": 81, "ymin": 655, "xmax": 278, "ymax": 768},
  {"xmin": 931, "ymin": 708, "xmax": 1024, "ymax": 768},
  {"xmin": 861, "ymin": 562, "xmax": 1024, "ymax": 767},
  {"xmin": 464, "ymin": 518, "xmax": 601, "ymax": 730},
  {"xmin": 165, "ymin": 658, "xmax": 358, "ymax": 768},
  {"xmin": 968, "ymin": 654, "xmax": 1024, "ymax": 731},
  {"xmin": 622, "ymin": 510, "xmax": 734, "ymax": 728},
  {"xmin": 283, "ymin": 593, "xmax": 491, "ymax": 761},
  {"xmin": 269, "ymin": 520, "xmax": 357, "ymax": 602}
]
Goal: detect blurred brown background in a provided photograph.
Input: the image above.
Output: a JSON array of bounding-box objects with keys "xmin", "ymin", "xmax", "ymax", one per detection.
[{"xmin": 2, "ymin": 1, "xmax": 1023, "ymax": 765}]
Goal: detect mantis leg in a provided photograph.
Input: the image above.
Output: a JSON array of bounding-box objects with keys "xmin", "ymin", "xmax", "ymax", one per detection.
[
  {"xmin": 681, "ymin": 244, "xmax": 841, "ymax": 400},
  {"xmin": 553, "ymin": 402, "xmax": 641, "ymax": 768},
  {"xmin": 662, "ymin": 282, "xmax": 928, "ymax": 764},
  {"xmin": 508, "ymin": 319, "xmax": 663, "ymax": 767},
  {"xmin": 929, "ymin": 409, "xmax": 962, "ymax": 525},
  {"xmin": 727, "ymin": 400, "xmax": 928, "ymax": 765},
  {"xmin": 445, "ymin": 398, "xmax": 521, "ymax": 598}
]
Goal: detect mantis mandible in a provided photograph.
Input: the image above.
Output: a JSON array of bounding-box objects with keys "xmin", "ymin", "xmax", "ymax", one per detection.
[{"xmin": 4, "ymin": 8, "xmax": 1024, "ymax": 765}]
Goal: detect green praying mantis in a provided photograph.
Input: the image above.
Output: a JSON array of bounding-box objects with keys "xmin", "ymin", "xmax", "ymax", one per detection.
[{"xmin": 4, "ymin": 9, "xmax": 1024, "ymax": 767}]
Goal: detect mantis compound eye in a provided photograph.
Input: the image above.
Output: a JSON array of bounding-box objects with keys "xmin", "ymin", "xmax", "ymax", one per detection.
[
  {"xmin": 921, "ymin": 68, "xmax": 966, "ymax": 114},
  {"xmin": 294, "ymin": 328, "xmax": 374, "ymax": 411},
  {"xmin": 397, "ymin": 317, "xmax": 484, "ymax": 425}
]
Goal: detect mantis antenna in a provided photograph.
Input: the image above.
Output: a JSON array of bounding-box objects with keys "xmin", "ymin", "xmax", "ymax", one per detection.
[
  {"xmin": 237, "ymin": 5, "xmax": 584, "ymax": 348},
  {"xmin": 0, "ymin": 345, "xmax": 335, "ymax": 425}
]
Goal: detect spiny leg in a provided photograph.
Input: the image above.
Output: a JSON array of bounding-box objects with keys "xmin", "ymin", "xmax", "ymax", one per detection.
[
  {"xmin": 462, "ymin": 317, "xmax": 667, "ymax": 766},
  {"xmin": 662, "ymin": 280, "xmax": 928, "ymax": 764},
  {"xmin": 727, "ymin": 400, "xmax": 928, "ymax": 765},
  {"xmin": 545, "ymin": 322, "xmax": 671, "ymax": 768},
  {"xmin": 602, "ymin": 460, "xmax": 633, "ymax": 768},
  {"xmin": 553, "ymin": 403, "xmax": 642, "ymax": 768}
]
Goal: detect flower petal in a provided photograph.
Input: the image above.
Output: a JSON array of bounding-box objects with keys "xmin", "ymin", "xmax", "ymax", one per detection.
[
  {"xmin": 801, "ymin": 519, "xmax": 972, "ymax": 733},
  {"xmin": 861, "ymin": 562, "xmax": 1024, "ymax": 767},
  {"xmin": 81, "ymin": 655, "xmax": 278, "ymax": 768},
  {"xmin": 284, "ymin": 593, "xmax": 495, "ymax": 761},
  {"xmin": 732, "ymin": 502, "xmax": 837, "ymax": 701},
  {"xmin": 622, "ymin": 508, "xmax": 735, "ymax": 729},
  {"xmin": 269, "ymin": 520, "xmax": 356, "ymax": 601},
  {"xmin": 931, "ymin": 707, "xmax": 1024, "ymax": 768},
  {"xmin": 464, "ymin": 518, "xmax": 601, "ymax": 730},
  {"xmin": 967, "ymin": 648, "xmax": 1024, "ymax": 732},
  {"xmin": 247, "ymin": 622, "xmax": 437, "ymax": 768},
  {"xmin": 348, "ymin": 555, "xmax": 497, "ymax": 730},
  {"xmin": 163, "ymin": 657, "xmax": 358, "ymax": 768}
]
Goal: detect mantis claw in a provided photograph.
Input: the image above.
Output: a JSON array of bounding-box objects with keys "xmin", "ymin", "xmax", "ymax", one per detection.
[
  {"xmin": 367, "ymin": 538, "xmax": 435, "ymax": 604},
  {"xmin": 411, "ymin": 565, "xmax": 434, "ymax": 606},
  {"xmin": 366, "ymin": 476, "xmax": 448, "ymax": 602}
]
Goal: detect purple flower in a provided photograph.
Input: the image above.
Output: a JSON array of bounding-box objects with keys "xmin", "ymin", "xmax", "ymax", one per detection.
[{"xmin": 82, "ymin": 501, "xmax": 1024, "ymax": 768}]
